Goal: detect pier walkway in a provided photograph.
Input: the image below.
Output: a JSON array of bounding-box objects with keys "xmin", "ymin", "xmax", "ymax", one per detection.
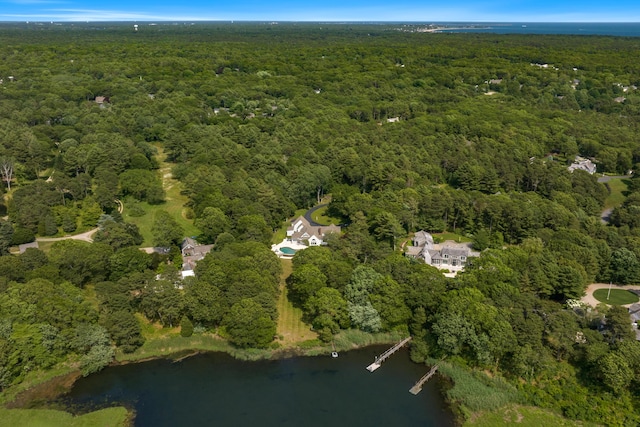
[
  {"xmin": 366, "ymin": 337, "xmax": 412, "ymax": 372},
  {"xmin": 409, "ymin": 364, "xmax": 439, "ymax": 395}
]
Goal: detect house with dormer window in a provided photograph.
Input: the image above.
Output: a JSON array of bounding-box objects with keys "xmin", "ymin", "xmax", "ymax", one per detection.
[
  {"xmin": 405, "ymin": 230, "xmax": 479, "ymax": 274},
  {"xmin": 286, "ymin": 216, "xmax": 340, "ymax": 246}
]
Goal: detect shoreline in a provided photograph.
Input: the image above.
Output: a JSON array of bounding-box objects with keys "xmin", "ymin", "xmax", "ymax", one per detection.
[
  {"xmin": 1, "ymin": 335, "xmax": 458, "ymax": 427},
  {"xmin": 1, "ymin": 330, "xmax": 408, "ymax": 407}
]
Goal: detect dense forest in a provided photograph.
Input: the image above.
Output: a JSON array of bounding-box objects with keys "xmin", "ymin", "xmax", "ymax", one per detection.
[{"xmin": 0, "ymin": 22, "xmax": 640, "ymax": 424}]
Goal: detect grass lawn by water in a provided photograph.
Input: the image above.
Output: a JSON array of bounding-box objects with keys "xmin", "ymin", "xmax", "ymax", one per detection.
[
  {"xmin": 0, "ymin": 407, "xmax": 129, "ymax": 427},
  {"xmin": 115, "ymin": 314, "xmax": 234, "ymax": 362},
  {"xmin": 465, "ymin": 405, "xmax": 598, "ymax": 427},
  {"xmin": 276, "ymin": 259, "xmax": 318, "ymax": 345},
  {"xmin": 593, "ymin": 288, "xmax": 639, "ymax": 305}
]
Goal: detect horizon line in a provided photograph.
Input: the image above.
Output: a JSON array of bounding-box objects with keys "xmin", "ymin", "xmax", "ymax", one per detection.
[{"xmin": 2, "ymin": 20, "xmax": 640, "ymax": 23}]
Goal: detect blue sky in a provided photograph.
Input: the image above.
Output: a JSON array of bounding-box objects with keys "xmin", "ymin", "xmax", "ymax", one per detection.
[{"xmin": 0, "ymin": 0, "xmax": 639, "ymax": 22}]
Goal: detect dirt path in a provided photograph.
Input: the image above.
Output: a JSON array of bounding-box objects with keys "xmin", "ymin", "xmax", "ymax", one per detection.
[
  {"xmin": 581, "ymin": 283, "xmax": 640, "ymax": 308},
  {"xmin": 35, "ymin": 199, "xmax": 122, "ymax": 245},
  {"xmin": 600, "ymin": 208, "xmax": 613, "ymax": 224},
  {"xmin": 36, "ymin": 227, "xmax": 98, "ymax": 243},
  {"xmin": 597, "ymin": 175, "xmax": 631, "ymax": 183}
]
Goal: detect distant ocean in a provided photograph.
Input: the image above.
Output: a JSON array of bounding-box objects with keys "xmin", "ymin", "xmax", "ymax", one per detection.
[{"xmin": 426, "ymin": 22, "xmax": 640, "ymax": 37}]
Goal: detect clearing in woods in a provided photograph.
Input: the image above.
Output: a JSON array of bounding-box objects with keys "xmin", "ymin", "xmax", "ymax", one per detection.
[{"xmin": 123, "ymin": 145, "xmax": 199, "ymax": 246}]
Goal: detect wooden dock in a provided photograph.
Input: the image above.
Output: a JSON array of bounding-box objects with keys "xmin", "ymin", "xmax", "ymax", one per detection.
[
  {"xmin": 366, "ymin": 337, "xmax": 412, "ymax": 372},
  {"xmin": 409, "ymin": 364, "xmax": 439, "ymax": 395}
]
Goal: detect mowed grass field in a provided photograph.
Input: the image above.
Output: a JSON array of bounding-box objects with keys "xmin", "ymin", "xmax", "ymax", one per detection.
[
  {"xmin": 122, "ymin": 146, "xmax": 199, "ymax": 246},
  {"xmin": 604, "ymin": 178, "xmax": 630, "ymax": 209},
  {"xmin": 593, "ymin": 288, "xmax": 639, "ymax": 305},
  {"xmin": 0, "ymin": 407, "xmax": 129, "ymax": 427},
  {"xmin": 276, "ymin": 259, "xmax": 317, "ymax": 344},
  {"xmin": 309, "ymin": 205, "xmax": 341, "ymax": 226},
  {"xmin": 434, "ymin": 232, "xmax": 472, "ymax": 243}
]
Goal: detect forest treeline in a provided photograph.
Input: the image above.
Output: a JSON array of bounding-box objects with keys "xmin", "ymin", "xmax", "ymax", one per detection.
[{"xmin": 0, "ymin": 23, "xmax": 639, "ymax": 424}]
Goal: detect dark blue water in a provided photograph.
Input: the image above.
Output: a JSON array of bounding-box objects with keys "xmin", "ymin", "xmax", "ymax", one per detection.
[
  {"xmin": 54, "ymin": 346, "xmax": 454, "ymax": 427},
  {"xmin": 427, "ymin": 22, "xmax": 640, "ymax": 37}
]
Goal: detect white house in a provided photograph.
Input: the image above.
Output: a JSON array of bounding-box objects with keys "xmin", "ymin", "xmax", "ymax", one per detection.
[
  {"xmin": 286, "ymin": 216, "xmax": 340, "ymax": 247},
  {"xmin": 406, "ymin": 230, "xmax": 479, "ymax": 274},
  {"xmin": 568, "ymin": 156, "xmax": 597, "ymax": 174}
]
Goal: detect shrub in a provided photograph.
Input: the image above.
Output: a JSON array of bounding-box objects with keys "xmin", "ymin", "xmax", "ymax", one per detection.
[
  {"xmin": 128, "ymin": 203, "xmax": 146, "ymax": 217},
  {"xmin": 11, "ymin": 227, "xmax": 35, "ymax": 245},
  {"xmin": 180, "ymin": 316, "xmax": 194, "ymax": 337}
]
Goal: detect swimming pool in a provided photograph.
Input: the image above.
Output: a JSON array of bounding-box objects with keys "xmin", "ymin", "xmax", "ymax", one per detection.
[{"xmin": 279, "ymin": 247, "xmax": 297, "ymax": 255}]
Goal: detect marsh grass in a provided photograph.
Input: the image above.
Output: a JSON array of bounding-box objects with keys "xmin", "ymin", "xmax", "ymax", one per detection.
[
  {"xmin": 464, "ymin": 404, "xmax": 598, "ymax": 427},
  {"xmin": 116, "ymin": 321, "xmax": 233, "ymax": 363},
  {"xmin": 332, "ymin": 329, "xmax": 406, "ymax": 351},
  {"xmin": 434, "ymin": 360, "xmax": 520, "ymax": 418}
]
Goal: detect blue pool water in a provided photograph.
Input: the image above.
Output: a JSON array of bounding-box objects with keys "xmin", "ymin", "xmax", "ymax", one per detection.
[{"xmin": 280, "ymin": 247, "xmax": 297, "ymax": 255}]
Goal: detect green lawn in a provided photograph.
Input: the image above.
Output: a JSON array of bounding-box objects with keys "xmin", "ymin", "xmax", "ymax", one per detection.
[
  {"xmin": 116, "ymin": 332, "xmax": 234, "ymax": 362},
  {"xmin": 0, "ymin": 407, "xmax": 130, "ymax": 427},
  {"xmin": 593, "ymin": 288, "xmax": 639, "ymax": 305},
  {"xmin": 32, "ymin": 240, "xmax": 55, "ymax": 254},
  {"xmin": 465, "ymin": 405, "xmax": 598, "ymax": 427},
  {"xmin": 115, "ymin": 314, "xmax": 235, "ymax": 362},
  {"xmin": 434, "ymin": 232, "xmax": 472, "ymax": 243},
  {"xmin": 123, "ymin": 199, "xmax": 199, "ymax": 247},
  {"xmin": 272, "ymin": 209, "xmax": 306, "ymax": 244},
  {"xmin": 604, "ymin": 178, "xmax": 630, "ymax": 209},
  {"xmin": 309, "ymin": 206, "xmax": 341, "ymax": 226},
  {"xmin": 276, "ymin": 259, "xmax": 318, "ymax": 345}
]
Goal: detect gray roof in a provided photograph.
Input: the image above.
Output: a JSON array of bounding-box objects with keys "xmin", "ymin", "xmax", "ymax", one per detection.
[
  {"xmin": 287, "ymin": 216, "xmax": 340, "ymax": 242},
  {"xmin": 413, "ymin": 231, "xmax": 434, "ymax": 248},
  {"xmin": 441, "ymin": 246, "xmax": 470, "ymax": 258},
  {"xmin": 182, "ymin": 237, "xmax": 198, "ymax": 250},
  {"xmin": 405, "ymin": 246, "xmax": 423, "ymax": 257},
  {"xmin": 568, "ymin": 156, "xmax": 597, "ymax": 174}
]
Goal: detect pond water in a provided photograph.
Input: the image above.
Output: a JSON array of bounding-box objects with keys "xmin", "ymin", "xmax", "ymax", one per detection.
[{"xmin": 53, "ymin": 346, "xmax": 454, "ymax": 427}]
